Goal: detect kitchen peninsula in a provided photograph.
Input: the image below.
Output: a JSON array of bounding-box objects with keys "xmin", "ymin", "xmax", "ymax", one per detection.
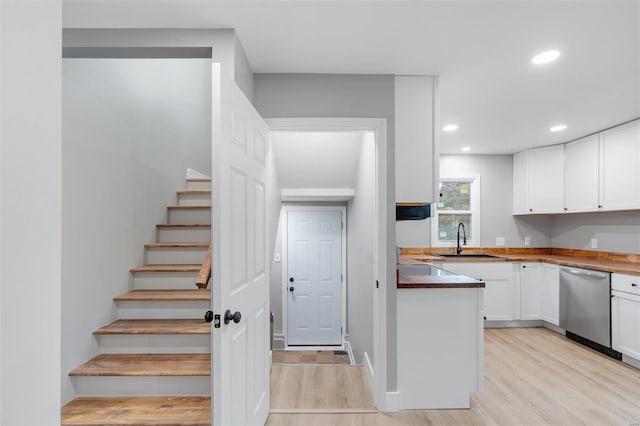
[{"xmin": 396, "ymin": 263, "xmax": 485, "ymax": 409}]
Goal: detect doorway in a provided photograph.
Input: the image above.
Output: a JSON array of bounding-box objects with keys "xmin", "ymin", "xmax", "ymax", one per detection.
[{"xmin": 283, "ymin": 207, "xmax": 346, "ymax": 348}]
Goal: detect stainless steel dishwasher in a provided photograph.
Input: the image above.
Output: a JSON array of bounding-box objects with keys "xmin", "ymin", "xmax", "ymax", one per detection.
[{"xmin": 559, "ymin": 266, "xmax": 621, "ymax": 359}]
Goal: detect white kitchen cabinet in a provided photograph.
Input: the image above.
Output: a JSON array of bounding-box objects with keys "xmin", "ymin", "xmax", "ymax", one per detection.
[
  {"xmin": 512, "ymin": 151, "xmax": 529, "ymax": 215},
  {"xmin": 441, "ymin": 262, "xmax": 515, "ymax": 322},
  {"xmin": 599, "ymin": 120, "xmax": 640, "ymax": 211},
  {"xmin": 519, "ymin": 263, "xmax": 542, "ymax": 320},
  {"xmin": 564, "ymin": 134, "xmax": 600, "ymax": 212},
  {"xmin": 529, "ymin": 144, "xmax": 565, "ymax": 214},
  {"xmin": 611, "ymin": 290, "xmax": 640, "ymax": 362},
  {"xmin": 541, "ymin": 263, "xmax": 560, "ymax": 325}
]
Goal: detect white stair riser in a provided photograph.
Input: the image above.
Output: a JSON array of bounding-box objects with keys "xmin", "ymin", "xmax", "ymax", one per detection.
[
  {"xmin": 97, "ymin": 334, "xmax": 210, "ymax": 354},
  {"xmin": 186, "ymin": 181, "xmax": 211, "ymax": 190},
  {"xmin": 157, "ymin": 227, "xmax": 211, "ymax": 243},
  {"xmin": 168, "ymin": 208, "xmax": 211, "ymax": 225},
  {"xmin": 145, "ymin": 247, "xmax": 208, "ymax": 264},
  {"xmin": 116, "ymin": 300, "xmax": 210, "ymax": 319},
  {"xmin": 178, "ymin": 193, "xmax": 211, "ymax": 206},
  {"xmin": 72, "ymin": 376, "xmax": 210, "ymax": 397},
  {"xmin": 133, "ymin": 271, "xmax": 199, "ymax": 290}
]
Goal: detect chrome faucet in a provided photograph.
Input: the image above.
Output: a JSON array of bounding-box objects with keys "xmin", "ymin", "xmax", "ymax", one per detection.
[{"xmin": 456, "ymin": 222, "xmax": 467, "ymax": 255}]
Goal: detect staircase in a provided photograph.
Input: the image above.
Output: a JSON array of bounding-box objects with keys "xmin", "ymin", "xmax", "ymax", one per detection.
[{"xmin": 61, "ymin": 178, "xmax": 213, "ymax": 425}]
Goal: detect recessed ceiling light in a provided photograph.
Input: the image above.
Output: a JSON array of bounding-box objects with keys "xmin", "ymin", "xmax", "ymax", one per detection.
[
  {"xmin": 443, "ymin": 124, "xmax": 459, "ymax": 132},
  {"xmin": 549, "ymin": 124, "xmax": 567, "ymax": 132},
  {"xmin": 531, "ymin": 50, "xmax": 560, "ymax": 65},
  {"xmin": 461, "ymin": 147, "xmax": 471, "ymax": 152}
]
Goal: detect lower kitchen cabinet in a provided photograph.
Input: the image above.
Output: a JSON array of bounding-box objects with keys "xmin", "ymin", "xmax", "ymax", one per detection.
[
  {"xmin": 519, "ymin": 263, "xmax": 542, "ymax": 320},
  {"xmin": 611, "ymin": 290, "xmax": 640, "ymax": 361},
  {"xmin": 541, "ymin": 263, "xmax": 560, "ymax": 325},
  {"xmin": 441, "ymin": 263, "xmax": 515, "ymax": 321}
]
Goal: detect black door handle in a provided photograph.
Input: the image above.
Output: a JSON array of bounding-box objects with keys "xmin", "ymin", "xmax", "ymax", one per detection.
[
  {"xmin": 289, "ymin": 277, "xmax": 294, "ymax": 282},
  {"xmin": 204, "ymin": 310, "xmax": 214, "ymax": 323},
  {"xmin": 224, "ymin": 309, "xmax": 242, "ymax": 324},
  {"xmin": 289, "ymin": 286, "xmax": 294, "ymax": 292}
]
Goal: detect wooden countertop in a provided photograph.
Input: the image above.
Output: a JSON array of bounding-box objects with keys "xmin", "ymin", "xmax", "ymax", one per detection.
[{"xmin": 399, "ymin": 247, "xmax": 640, "ymax": 276}]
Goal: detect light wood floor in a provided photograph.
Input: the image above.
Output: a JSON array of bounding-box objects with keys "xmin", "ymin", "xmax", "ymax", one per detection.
[
  {"xmin": 267, "ymin": 327, "xmax": 640, "ymax": 425},
  {"xmin": 272, "ymin": 350, "xmax": 351, "ymax": 365}
]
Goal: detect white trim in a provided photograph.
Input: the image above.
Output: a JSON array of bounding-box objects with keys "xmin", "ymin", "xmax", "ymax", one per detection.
[
  {"xmin": 281, "ymin": 205, "xmax": 347, "ymax": 350},
  {"xmin": 431, "ymin": 174, "xmax": 481, "ymax": 248},
  {"xmin": 186, "ymin": 168, "xmax": 210, "ymax": 179},
  {"xmin": 363, "ymin": 351, "xmax": 374, "ymax": 388},
  {"xmin": 267, "ymin": 118, "xmax": 388, "ymax": 412},
  {"xmin": 281, "ymin": 188, "xmax": 355, "ymax": 202},
  {"xmin": 344, "ymin": 340, "xmax": 356, "ymax": 365},
  {"xmin": 385, "ymin": 391, "xmax": 400, "ymax": 412}
]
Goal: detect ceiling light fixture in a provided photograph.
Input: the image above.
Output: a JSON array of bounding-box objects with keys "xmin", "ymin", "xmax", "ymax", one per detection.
[
  {"xmin": 461, "ymin": 147, "xmax": 471, "ymax": 152},
  {"xmin": 549, "ymin": 124, "xmax": 567, "ymax": 132},
  {"xmin": 531, "ymin": 49, "xmax": 560, "ymax": 65},
  {"xmin": 443, "ymin": 124, "xmax": 459, "ymax": 132}
]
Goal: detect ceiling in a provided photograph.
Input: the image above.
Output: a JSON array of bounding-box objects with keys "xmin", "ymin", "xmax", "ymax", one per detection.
[
  {"xmin": 63, "ymin": 1, "xmax": 640, "ymax": 155},
  {"xmin": 271, "ymin": 131, "xmax": 363, "ymax": 190}
]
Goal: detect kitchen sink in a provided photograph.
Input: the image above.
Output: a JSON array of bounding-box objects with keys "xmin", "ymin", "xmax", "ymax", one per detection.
[{"xmin": 436, "ymin": 254, "xmax": 503, "ymax": 259}]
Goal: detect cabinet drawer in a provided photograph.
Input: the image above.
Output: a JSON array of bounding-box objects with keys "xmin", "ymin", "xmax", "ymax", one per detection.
[{"xmin": 612, "ymin": 273, "xmax": 640, "ymax": 296}]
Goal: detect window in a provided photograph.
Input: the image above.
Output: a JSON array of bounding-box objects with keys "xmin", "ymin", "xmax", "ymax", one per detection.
[{"xmin": 431, "ymin": 175, "xmax": 480, "ymax": 247}]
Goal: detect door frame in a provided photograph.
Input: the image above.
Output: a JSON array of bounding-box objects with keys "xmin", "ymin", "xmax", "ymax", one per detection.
[
  {"xmin": 281, "ymin": 205, "xmax": 347, "ymax": 350},
  {"xmin": 267, "ymin": 117, "xmax": 389, "ymax": 411}
]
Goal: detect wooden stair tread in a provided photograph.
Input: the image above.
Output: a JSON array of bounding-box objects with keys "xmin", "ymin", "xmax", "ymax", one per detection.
[
  {"xmin": 176, "ymin": 190, "xmax": 211, "ymax": 195},
  {"xmin": 156, "ymin": 224, "xmax": 211, "ymax": 228},
  {"xmin": 167, "ymin": 205, "xmax": 210, "ymax": 210},
  {"xmin": 144, "ymin": 243, "xmax": 210, "ymax": 248},
  {"xmin": 69, "ymin": 354, "xmax": 211, "ymax": 377},
  {"xmin": 61, "ymin": 396, "xmax": 211, "ymax": 425},
  {"xmin": 130, "ymin": 264, "xmax": 201, "ymax": 273},
  {"xmin": 186, "ymin": 178, "xmax": 211, "ymax": 182},
  {"xmin": 94, "ymin": 319, "xmax": 210, "ymax": 335},
  {"xmin": 114, "ymin": 289, "xmax": 211, "ymax": 301}
]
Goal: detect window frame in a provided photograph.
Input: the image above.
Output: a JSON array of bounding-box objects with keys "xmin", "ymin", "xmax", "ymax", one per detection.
[{"xmin": 431, "ymin": 174, "xmax": 481, "ymax": 248}]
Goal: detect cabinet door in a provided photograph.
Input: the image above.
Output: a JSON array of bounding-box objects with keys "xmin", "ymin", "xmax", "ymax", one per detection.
[
  {"xmin": 529, "ymin": 145, "xmax": 565, "ymax": 214},
  {"xmin": 611, "ymin": 290, "xmax": 640, "ymax": 360},
  {"xmin": 513, "ymin": 151, "xmax": 529, "ymax": 215},
  {"xmin": 541, "ymin": 264, "xmax": 560, "ymax": 325},
  {"xmin": 519, "ymin": 263, "xmax": 542, "ymax": 320},
  {"xmin": 565, "ymin": 134, "xmax": 599, "ymax": 212},
  {"xmin": 600, "ymin": 120, "xmax": 640, "ymax": 211}
]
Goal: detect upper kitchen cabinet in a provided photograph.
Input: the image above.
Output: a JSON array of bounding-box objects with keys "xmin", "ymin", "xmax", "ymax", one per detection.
[
  {"xmin": 529, "ymin": 144, "xmax": 565, "ymax": 214},
  {"xmin": 395, "ymin": 76, "xmax": 436, "ymax": 204},
  {"xmin": 599, "ymin": 120, "xmax": 640, "ymax": 211},
  {"xmin": 564, "ymin": 134, "xmax": 599, "ymax": 212},
  {"xmin": 513, "ymin": 144, "xmax": 564, "ymax": 214}
]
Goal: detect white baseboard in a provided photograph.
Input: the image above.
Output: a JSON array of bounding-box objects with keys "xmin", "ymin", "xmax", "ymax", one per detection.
[
  {"xmin": 344, "ymin": 341, "xmax": 355, "ymax": 365},
  {"xmin": 622, "ymin": 354, "xmax": 640, "ymax": 370},
  {"xmin": 362, "ymin": 351, "xmax": 374, "ymax": 388},
  {"xmin": 386, "ymin": 391, "xmax": 400, "ymax": 412}
]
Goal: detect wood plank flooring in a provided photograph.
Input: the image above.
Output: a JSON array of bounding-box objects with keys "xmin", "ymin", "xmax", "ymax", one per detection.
[
  {"xmin": 267, "ymin": 328, "xmax": 640, "ymax": 425},
  {"xmin": 270, "ymin": 365, "xmax": 374, "ymax": 411},
  {"xmin": 61, "ymin": 397, "xmax": 211, "ymax": 425}
]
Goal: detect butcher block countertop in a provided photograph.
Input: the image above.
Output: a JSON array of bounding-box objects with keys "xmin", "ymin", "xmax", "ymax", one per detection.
[
  {"xmin": 396, "ymin": 263, "xmax": 485, "ymax": 289},
  {"xmin": 400, "ymin": 247, "xmax": 640, "ymax": 276}
]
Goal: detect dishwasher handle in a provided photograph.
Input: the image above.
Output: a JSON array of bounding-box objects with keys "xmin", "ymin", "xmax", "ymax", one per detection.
[{"xmin": 561, "ymin": 267, "xmax": 609, "ymax": 280}]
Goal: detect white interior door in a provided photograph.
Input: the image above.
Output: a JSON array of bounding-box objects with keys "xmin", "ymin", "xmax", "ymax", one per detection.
[
  {"xmin": 287, "ymin": 210, "xmax": 342, "ymax": 345},
  {"xmin": 211, "ymin": 63, "xmax": 270, "ymax": 426}
]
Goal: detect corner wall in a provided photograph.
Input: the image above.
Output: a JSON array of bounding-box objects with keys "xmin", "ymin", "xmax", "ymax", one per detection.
[
  {"xmin": 551, "ymin": 212, "xmax": 640, "ymax": 253},
  {"xmin": 1, "ymin": 1, "xmax": 62, "ymax": 423},
  {"xmin": 61, "ymin": 58, "xmax": 211, "ymax": 404}
]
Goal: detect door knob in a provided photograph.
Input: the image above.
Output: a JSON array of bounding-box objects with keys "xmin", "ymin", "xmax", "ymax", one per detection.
[
  {"xmin": 204, "ymin": 310, "xmax": 214, "ymax": 323},
  {"xmin": 289, "ymin": 286, "xmax": 294, "ymax": 292},
  {"xmin": 289, "ymin": 277, "xmax": 294, "ymax": 282},
  {"xmin": 224, "ymin": 309, "xmax": 242, "ymax": 324}
]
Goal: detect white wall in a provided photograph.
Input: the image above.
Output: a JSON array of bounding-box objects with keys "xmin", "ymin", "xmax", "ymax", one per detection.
[
  {"xmin": 1, "ymin": 1, "xmax": 62, "ymax": 424},
  {"xmin": 439, "ymin": 155, "xmax": 552, "ymax": 247},
  {"xmin": 61, "ymin": 58, "xmax": 211, "ymax": 404},
  {"xmin": 254, "ymin": 73, "xmax": 398, "ymax": 390},
  {"xmin": 347, "ymin": 132, "xmax": 375, "ymax": 365},
  {"xmin": 551, "ymin": 212, "xmax": 640, "ymax": 253}
]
